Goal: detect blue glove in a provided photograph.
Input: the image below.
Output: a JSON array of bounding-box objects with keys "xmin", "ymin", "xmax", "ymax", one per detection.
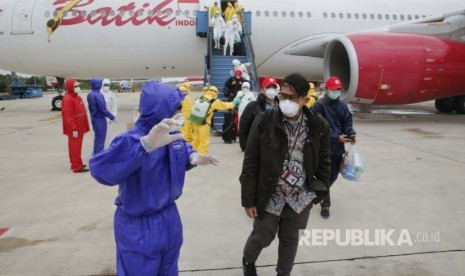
[{"xmin": 233, "ymin": 95, "xmax": 244, "ymax": 106}]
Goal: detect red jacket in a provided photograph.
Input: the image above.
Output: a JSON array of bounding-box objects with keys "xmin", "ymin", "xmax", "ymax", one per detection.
[{"xmin": 61, "ymin": 79, "xmax": 90, "ymax": 136}]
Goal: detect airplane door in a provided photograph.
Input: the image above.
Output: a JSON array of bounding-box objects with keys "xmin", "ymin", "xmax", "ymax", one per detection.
[{"xmin": 11, "ymin": 0, "xmax": 38, "ymax": 35}]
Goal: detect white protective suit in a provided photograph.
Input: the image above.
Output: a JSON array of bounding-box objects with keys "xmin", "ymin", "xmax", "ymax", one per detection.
[
  {"xmin": 101, "ymin": 79, "xmax": 118, "ymax": 149},
  {"xmin": 223, "ymin": 16, "xmax": 242, "ymax": 56},
  {"xmin": 210, "ymin": 12, "xmax": 225, "ymax": 49},
  {"xmin": 230, "ymin": 59, "xmax": 250, "ymax": 81},
  {"xmin": 234, "ymin": 82, "xmax": 256, "ymax": 122}
]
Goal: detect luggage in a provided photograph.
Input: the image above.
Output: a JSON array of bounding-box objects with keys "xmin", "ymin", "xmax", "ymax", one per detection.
[
  {"xmin": 222, "ymin": 111, "xmax": 237, "ymax": 143},
  {"xmin": 233, "ymin": 42, "xmax": 243, "ymax": 56},
  {"xmin": 220, "ymin": 36, "xmax": 225, "ymax": 46}
]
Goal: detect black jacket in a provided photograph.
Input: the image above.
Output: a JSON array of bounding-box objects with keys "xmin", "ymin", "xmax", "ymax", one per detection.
[
  {"xmin": 223, "ymin": 76, "xmax": 246, "ymax": 101},
  {"xmin": 239, "ymin": 93, "xmax": 278, "ymax": 151},
  {"xmin": 239, "ymin": 107, "xmax": 331, "ymax": 217}
]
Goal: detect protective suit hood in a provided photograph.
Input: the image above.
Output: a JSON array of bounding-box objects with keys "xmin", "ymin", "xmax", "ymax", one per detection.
[
  {"xmin": 137, "ymin": 81, "xmax": 186, "ymax": 130},
  {"xmin": 65, "ymin": 79, "xmax": 77, "ymax": 95},
  {"xmin": 90, "ymin": 79, "xmax": 103, "ymax": 92}
]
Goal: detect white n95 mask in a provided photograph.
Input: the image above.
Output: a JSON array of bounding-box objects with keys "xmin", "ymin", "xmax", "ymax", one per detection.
[
  {"xmin": 265, "ymin": 88, "xmax": 278, "ymax": 99},
  {"xmin": 279, "ymin": 100, "xmax": 299, "ymax": 118},
  {"xmin": 74, "ymin": 87, "xmax": 81, "ymax": 93},
  {"xmin": 102, "ymin": 86, "xmax": 110, "ymax": 92}
]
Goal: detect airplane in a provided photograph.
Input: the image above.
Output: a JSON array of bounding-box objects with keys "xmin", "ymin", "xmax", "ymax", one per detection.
[{"xmin": 0, "ymin": 0, "xmax": 464, "ymax": 113}]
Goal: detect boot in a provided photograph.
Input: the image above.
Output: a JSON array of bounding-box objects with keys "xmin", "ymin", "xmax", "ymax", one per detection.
[{"xmin": 243, "ymin": 257, "xmax": 257, "ymax": 276}]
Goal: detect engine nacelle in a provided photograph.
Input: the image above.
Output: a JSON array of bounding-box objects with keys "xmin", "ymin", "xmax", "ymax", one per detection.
[{"xmin": 323, "ymin": 33, "xmax": 465, "ymax": 105}]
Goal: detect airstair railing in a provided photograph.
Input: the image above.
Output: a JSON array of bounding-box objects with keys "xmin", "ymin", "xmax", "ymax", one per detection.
[{"xmin": 239, "ymin": 9, "xmax": 260, "ymax": 92}]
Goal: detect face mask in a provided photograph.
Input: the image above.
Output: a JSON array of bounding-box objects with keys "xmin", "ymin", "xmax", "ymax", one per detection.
[
  {"xmin": 265, "ymin": 88, "xmax": 278, "ymax": 99},
  {"xmin": 169, "ymin": 114, "xmax": 185, "ymax": 133},
  {"xmin": 233, "ymin": 18, "xmax": 238, "ymax": 23},
  {"xmin": 279, "ymin": 100, "xmax": 300, "ymax": 118},
  {"xmin": 74, "ymin": 87, "xmax": 81, "ymax": 93},
  {"xmin": 242, "ymin": 88, "xmax": 249, "ymax": 93},
  {"xmin": 328, "ymin": 90, "xmax": 341, "ymax": 100},
  {"xmin": 102, "ymin": 86, "xmax": 110, "ymax": 92}
]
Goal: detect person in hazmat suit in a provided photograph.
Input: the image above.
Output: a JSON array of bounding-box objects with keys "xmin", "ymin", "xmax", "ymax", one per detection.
[
  {"xmin": 101, "ymin": 79, "xmax": 118, "ymax": 149},
  {"xmin": 230, "ymin": 59, "xmax": 250, "ymax": 81},
  {"xmin": 305, "ymin": 82, "xmax": 318, "ymax": 109},
  {"xmin": 190, "ymin": 85, "xmax": 242, "ymax": 154},
  {"xmin": 234, "ymin": 81, "xmax": 256, "ymax": 122},
  {"xmin": 178, "ymin": 81, "xmax": 194, "ymax": 142},
  {"xmin": 87, "ymin": 78, "xmax": 115, "ymax": 155},
  {"xmin": 223, "ymin": 2, "xmax": 236, "ymax": 22},
  {"xmin": 210, "ymin": 11, "xmax": 225, "ymax": 49},
  {"xmin": 234, "ymin": 1, "xmax": 243, "ymax": 22},
  {"xmin": 223, "ymin": 14, "xmax": 242, "ymax": 56},
  {"xmin": 210, "ymin": 1, "xmax": 221, "ymax": 18},
  {"xmin": 89, "ymin": 81, "xmax": 219, "ymax": 276}
]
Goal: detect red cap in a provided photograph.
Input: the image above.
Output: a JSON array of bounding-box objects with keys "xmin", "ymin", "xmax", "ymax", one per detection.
[
  {"xmin": 235, "ymin": 70, "xmax": 242, "ymax": 77},
  {"xmin": 325, "ymin": 76, "xmax": 342, "ymax": 90},
  {"xmin": 262, "ymin": 76, "xmax": 278, "ymax": 88}
]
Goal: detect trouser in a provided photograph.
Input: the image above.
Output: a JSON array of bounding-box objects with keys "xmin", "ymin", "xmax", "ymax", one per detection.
[
  {"xmin": 181, "ymin": 117, "xmax": 193, "ymax": 142},
  {"xmin": 104, "ymin": 121, "xmax": 115, "ymax": 149},
  {"xmin": 114, "ymin": 204, "xmax": 183, "ymax": 276},
  {"xmin": 213, "ymin": 28, "xmax": 221, "ymax": 48},
  {"xmin": 67, "ymin": 133, "xmax": 84, "ymax": 172},
  {"xmin": 321, "ymin": 155, "xmax": 343, "ymax": 208},
  {"xmin": 243, "ymin": 205, "xmax": 311, "ymax": 276},
  {"xmin": 224, "ymin": 34, "xmax": 234, "ymax": 55},
  {"xmin": 91, "ymin": 117, "xmax": 107, "ymax": 155},
  {"xmin": 192, "ymin": 123, "xmax": 210, "ymax": 154}
]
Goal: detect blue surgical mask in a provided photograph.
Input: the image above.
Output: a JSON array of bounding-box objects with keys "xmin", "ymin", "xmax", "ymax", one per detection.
[{"xmin": 328, "ymin": 90, "xmax": 340, "ymax": 100}]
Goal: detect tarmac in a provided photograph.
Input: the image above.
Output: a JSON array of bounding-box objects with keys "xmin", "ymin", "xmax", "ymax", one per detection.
[{"xmin": 0, "ymin": 91, "xmax": 464, "ymax": 276}]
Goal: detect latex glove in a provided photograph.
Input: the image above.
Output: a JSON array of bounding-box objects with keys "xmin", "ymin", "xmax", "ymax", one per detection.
[
  {"xmin": 189, "ymin": 153, "xmax": 219, "ymax": 166},
  {"xmin": 72, "ymin": 131, "xmax": 78, "ymax": 138},
  {"xmin": 140, "ymin": 116, "xmax": 184, "ymax": 153},
  {"xmin": 232, "ymin": 94, "xmax": 244, "ymax": 106}
]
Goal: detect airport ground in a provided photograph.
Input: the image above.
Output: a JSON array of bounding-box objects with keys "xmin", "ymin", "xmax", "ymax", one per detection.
[{"xmin": 0, "ymin": 91, "xmax": 464, "ymax": 276}]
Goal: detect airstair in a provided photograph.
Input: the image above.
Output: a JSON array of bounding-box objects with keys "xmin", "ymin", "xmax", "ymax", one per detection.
[{"xmin": 196, "ymin": 10, "xmax": 259, "ymax": 131}]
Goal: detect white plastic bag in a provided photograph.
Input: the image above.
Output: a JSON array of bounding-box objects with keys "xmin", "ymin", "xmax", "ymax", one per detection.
[{"xmin": 340, "ymin": 145, "xmax": 365, "ymax": 181}]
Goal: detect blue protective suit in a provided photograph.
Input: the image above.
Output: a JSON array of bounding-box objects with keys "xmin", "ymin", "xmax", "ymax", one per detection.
[
  {"xmin": 87, "ymin": 79, "xmax": 115, "ymax": 155},
  {"xmin": 90, "ymin": 81, "xmax": 196, "ymax": 276}
]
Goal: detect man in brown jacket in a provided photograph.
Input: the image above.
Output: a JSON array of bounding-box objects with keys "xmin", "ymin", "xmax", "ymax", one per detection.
[{"xmin": 240, "ymin": 73, "xmax": 331, "ymax": 276}]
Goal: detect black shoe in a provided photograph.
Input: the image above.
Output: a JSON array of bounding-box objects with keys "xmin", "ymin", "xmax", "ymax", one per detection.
[
  {"xmin": 75, "ymin": 168, "xmax": 89, "ymax": 173},
  {"xmin": 243, "ymin": 257, "xmax": 257, "ymax": 276},
  {"xmin": 321, "ymin": 207, "xmax": 330, "ymax": 219},
  {"xmin": 82, "ymin": 164, "xmax": 87, "ymax": 168}
]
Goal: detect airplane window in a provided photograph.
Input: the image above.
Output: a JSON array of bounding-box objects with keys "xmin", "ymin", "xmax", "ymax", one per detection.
[
  {"xmin": 331, "ymin": 12, "xmax": 335, "ymax": 19},
  {"xmin": 110, "ymin": 10, "xmax": 115, "ymax": 17},
  {"xmin": 158, "ymin": 10, "xmax": 162, "ymax": 16},
  {"xmin": 339, "ymin": 13, "xmax": 343, "ymax": 19},
  {"xmin": 385, "ymin": 14, "xmax": 389, "ymax": 20},
  {"xmin": 307, "ymin": 12, "xmax": 311, "ymax": 17},
  {"xmin": 290, "ymin": 11, "xmax": 295, "ymax": 17},
  {"xmin": 129, "ymin": 10, "xmax": 134, "ymax": 16},
  {"xmin": 323, "ymin": 12, "xmax": 328, "ymax": 18},
  {"xmin": 138, "ymin": 10, "xmax": 143, "ymax": 16},
  {"xmin": 120, "ymin": 11, "xmax": 125, "ymax": 17},
  {"xmin": 45, "ymin": 11, "xmax": 50, "ymax": 18},
  {"xmin": 393, "ymin": 14, "xmax": 397, "ymax": 20},
  {"xmin": 53, "ymin": 11, "xmax": 58, "ymax": 17},
  {"xmin": 354, "ymin": 13, "xmax": 359, "ymax": 19},
  {"xmin": 414, "ymin": 15, "xmax": 419, "ymax": 19},
  {"xmin": 298, "ymin": 11, "xmax": 303, "ymax": 17},
  {"xmin": 91, "ymin": 10, "xmax": 97, "ymax": 17},
  {"xmin": 407, "ymin": 15, "xmax": 412, "ymax": 20},
  {"xmin": 400, "ymin": 15, "xmax": 405, "ymax": 20},
  {"xmin": 72, "ymin": 11, "xmax": 78, "ymax": 17},
  {"xmin": 264, "ymin": 11, "xmax": 269, "ymax": 17},
  {"xmin": 362, "ymin": 13, "xmax": 367, "ymax": 19},
  {"xmin": 370, "ymin": 14, "xmax": 374, "ymax": 20},
  {"xmin": 378, "ymin": 14, "xmax": 382, "ymax": 20},
  {"xmin": 148, "ymin": 10, "xmax": 153, "ymax": 16},
  {"xmin": 63, "ymin": 11, "xmax": 68, "ymax": 17},
  {"xmin": 273, "ymin": 11, "xmax": 278, "ymax": 17},
  {"xmin": 282, "ymin": 11, "xmax": 286, "ymax": 17},
  {"xmin": 101, "ymin": 10, "xmax": 107, "ymax": 17},
  {"xmin": 185, "ymin": 10, "xmax": 189, "ymax": 16},
  {"xmin": 175, "ymin": 10, "xmax": 180, "ymax": 16},
  {"xmin": 347, "ymin": 13, "xmax": 351, "ymax": 19},
  {"xmin": 166, "ymin": 10, "xmax": 172, "ymax": 16},
  {"xmin": 256, "ymin": 11, "xmax": 260, "ymax": 17},
  {"xmin": 81, "ymin": 11, "xmax": 87, "ymax": 17}
]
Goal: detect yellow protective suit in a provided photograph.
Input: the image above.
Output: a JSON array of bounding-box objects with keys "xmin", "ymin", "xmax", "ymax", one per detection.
[
  {"xmin": 179, "ymin": 83, "xmax": 193, "ymax": 142},
  {"xmin": 192, "ymin": 87, "xmax": 235, "ymax": 154},
  {"xmin": 210, "ymin": 4, "xmax": 221, "ymax": 18},
  {"xmin": 306, "ymin": 82, "xmax": 318, "ymax": 108},
  {"xmin": 234, "ymin": 2, "xmax": 243, "ymax": 22},
  {"xmin": 223, "ymin": 2, "xmax": 236, "ymax": 22}
]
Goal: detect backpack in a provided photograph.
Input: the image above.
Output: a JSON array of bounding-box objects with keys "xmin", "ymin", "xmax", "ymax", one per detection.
[{"xmin": 190, "ymin": 96, "xmax": 214, "ymax": 125}]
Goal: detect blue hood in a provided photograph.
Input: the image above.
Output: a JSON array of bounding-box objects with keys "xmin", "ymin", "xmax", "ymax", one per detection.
[
  {"xmin": 137, "ymin": 81, "xmax": 185, "ymax": 130},
  {"xmin": 90, "ymin": 78, "xmax": 103, "ymax": 92}
]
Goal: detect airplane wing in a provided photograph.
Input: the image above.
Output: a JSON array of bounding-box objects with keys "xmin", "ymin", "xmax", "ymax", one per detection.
[{"xmin": 284, "ymin": 9, "xmax": 465, "ymax": 58}]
